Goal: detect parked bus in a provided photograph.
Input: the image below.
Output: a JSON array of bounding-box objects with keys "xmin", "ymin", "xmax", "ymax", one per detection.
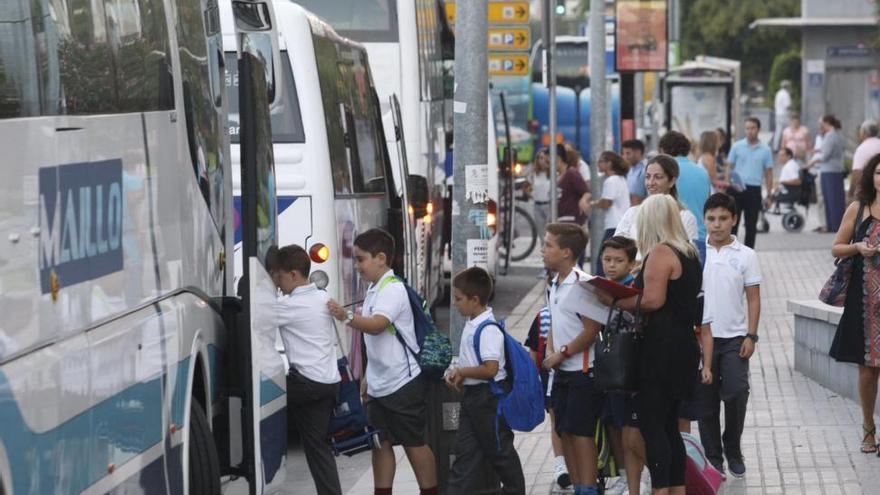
[
  {"xmin": 293, "ymin": 0, "xmax": 448, "ymax": 305},
  {"xmin": 0, "ymin": 0, "xmax": 286, "ymax": 492},
  {"xmin": 225, "ymin": 2, "xmax": 415, "ymax": 360}
]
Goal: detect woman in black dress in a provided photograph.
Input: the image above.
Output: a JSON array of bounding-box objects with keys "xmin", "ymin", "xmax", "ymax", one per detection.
[
  {"xmin": 829, "ymin": 152, "xmax": 880, "ymax": 455},
  {"xmin": 608, "ymin": 194, "xmax": 703, "ymax": 495}
]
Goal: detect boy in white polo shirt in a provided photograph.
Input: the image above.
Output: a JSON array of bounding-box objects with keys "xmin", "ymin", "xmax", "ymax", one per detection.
[
  {"xmin": 540, "ymin": 222, "xmax": 605, "ymax": 495},
  {"xmin": 445, "ymin": 266, "xmax": 525, "ymax": 494},
  {"xmin": 268, "ymin": 245, "xmax": 343, "ymax": 495},
  {"xmin": 697, "ymin": 193, "xmax": 762, "ymax": 479},
  {"xmin": 327, "ymin": 229, "xmax": 437, "ymax": 495}
]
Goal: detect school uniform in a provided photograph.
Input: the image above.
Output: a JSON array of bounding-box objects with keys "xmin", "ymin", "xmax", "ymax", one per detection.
[
  {"xmin": 277, "ymin": 283, "xmax": 342, "ymax": 495},
  {"xmin": 362, "ymin": 269, "xmax": 427, "ymax": 447},
  {"xmin": 548, "ymin": 268, "xmax": 605, "ymax": 437},
  {"xmin": 448, "ymin": 308, "xmax": 525, "ymax": 494},
  {"xmin": 696, "ymin": 236, "xmax": 761, "ymax": 469}
]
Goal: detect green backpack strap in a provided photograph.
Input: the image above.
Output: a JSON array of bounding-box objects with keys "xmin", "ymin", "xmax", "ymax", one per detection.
[{"xmin": 375, "ymin": 275, "xmax": 403, "ymax": 335}]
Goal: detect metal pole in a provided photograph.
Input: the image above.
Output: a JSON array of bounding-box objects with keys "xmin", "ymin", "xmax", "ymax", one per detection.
[
  {"xmin": 546, "ymin": 0, "xmax": 558, "ymax": 222},
  {"xmin": 588, "ymin": 0, "xmax": 607, "ymax": 273},
  {"xmin": 451, "ymin": 0, "xmax": 488, "ymax": 351}
]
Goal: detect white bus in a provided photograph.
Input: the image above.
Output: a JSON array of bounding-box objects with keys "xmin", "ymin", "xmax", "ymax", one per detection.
[
  {"xmin": 293, "ymin": 0, "xmax": 448, "ymax": 304},
  {"xmin": 224, "ymin": 3, "xmax": 417, "ymax": 351},
  {"xmin": 0, "ymin": 0, "xmax": 287, "ymax": 493}
]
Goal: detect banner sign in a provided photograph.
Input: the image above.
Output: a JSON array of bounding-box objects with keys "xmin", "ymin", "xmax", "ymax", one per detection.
[{"xmin": 615, "ymin": 0, "xmax": 668, "ymax": 72}]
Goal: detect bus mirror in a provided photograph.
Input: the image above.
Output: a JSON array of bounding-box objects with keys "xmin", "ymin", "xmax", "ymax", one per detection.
[{"xmin": 407, "ymin": 175, "xmax": 429, "ymax": 218}]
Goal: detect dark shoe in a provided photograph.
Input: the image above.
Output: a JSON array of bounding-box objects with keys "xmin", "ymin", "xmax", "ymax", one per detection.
[
  {"xmin": 556, "ymin": 472, "xmax": 571, "ymax": 489},
  {"xmin": 710, "ymin": 461, "xmax": 724, "ymax": 474},
  {"xmin": 727, "ymin": 457, "xmax": 746, "ymax": 478}
]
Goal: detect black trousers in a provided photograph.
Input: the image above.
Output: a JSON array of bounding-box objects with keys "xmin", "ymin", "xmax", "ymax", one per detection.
[
  {"xmin": 287, "ymin": 370, "xmax": 342, "ymax": 495},
  {"xmin": 733, "ymin": 185, "xmax": 762, "ymax": 248},
  {"xmin": 447, "ymin": 384, "xmax": 525, "ymax": 494},
  {"xmin": 697, "ymin": 336, "xmax": 751, "ymax": 467},
  {"xmin": 637, "ymin": 387, "xmax": 686, "ymax": 489}
]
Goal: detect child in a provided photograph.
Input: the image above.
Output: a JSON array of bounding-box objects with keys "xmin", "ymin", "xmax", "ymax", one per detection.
[
  {"xmin": 697, "ymin": 193, "xmax": 762, "ymax": 478},
  {"xmin": 597, "ymin": 236, "xmax": 639, "ymax": 495},
  {"xmin": 327, "ymin": 229, "xmax": 438, "ymax": 495},
  {"xmin": 268, "ymin": 245, "xmax": 343, "ymax": 495},
  {"xmin": 541, "ymin": 222, "xmax": 605, "ymax": 495},
  {"xmin": 445, "ymin": 267, "xmax": 525, "ymax": 494},
  {"xmin": 524, "ymin": 304, "xmax": 571, "ymax": 489}
]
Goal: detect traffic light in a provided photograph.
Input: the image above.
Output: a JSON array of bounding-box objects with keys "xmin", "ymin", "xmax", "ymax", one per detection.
[{"xmin": 555, "ymin": 0, "xmax": 566, "ymax": 15}]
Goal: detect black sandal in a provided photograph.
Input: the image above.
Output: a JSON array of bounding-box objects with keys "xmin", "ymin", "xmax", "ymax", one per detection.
[{"xmin": 862, "ymin": 424, "xmax": 878, "ymax": 454}]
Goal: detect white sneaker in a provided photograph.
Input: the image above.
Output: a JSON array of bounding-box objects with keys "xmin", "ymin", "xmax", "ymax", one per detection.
[
  {"xmin": 639, "ymin": 470, "xmax": 652, "ymax": 495},
  {"xmin": 604, "ymin": 476, "xmax": 628, "ymax": 495}
]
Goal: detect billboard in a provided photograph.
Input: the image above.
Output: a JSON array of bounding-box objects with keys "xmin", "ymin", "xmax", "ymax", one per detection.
[{"xmin": 615, "ymin": 0, "xmax": 668, "ymax": 72}]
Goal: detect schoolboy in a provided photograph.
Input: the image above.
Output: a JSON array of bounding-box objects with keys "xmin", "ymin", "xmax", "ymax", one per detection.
[
  {"xmin": 268, "ymin": 245, "xmax": 343, "ymax": 495},
  {"xmin": 697, "ymin": 193, "xmax": 762, "ymax": 478},
  {"xmin": 327, "ymin": 229, "xmax": 438, "ymax": 495},
  {"xmin": 445, "ymin": 267, "xmax": 525, "ymax": 494},
  {"xmin": 541, "ymin": 222, "xmax": 605, "ymax": 495},
  {"xmin": 597, "ymin": 236, "xmax": 639, "ymax": 495}
]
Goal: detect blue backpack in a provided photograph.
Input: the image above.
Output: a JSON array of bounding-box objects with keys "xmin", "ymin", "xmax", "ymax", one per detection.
[
  {"xmin": 474, "ymin": 320, "xmax": 545, "ymax": 433},
  {"xmin": 377, "ymin": 276, "xmax": 452, "ymax": 380}
]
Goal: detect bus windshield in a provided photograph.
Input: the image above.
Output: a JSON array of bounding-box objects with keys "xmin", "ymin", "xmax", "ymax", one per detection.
[
  {"xmin": 226, "ymin": 52, "xmax": 305, "ymax": 143},
  {"xmin": 294, "ymin": 0, "xmax": 398, "ymax": 42}
]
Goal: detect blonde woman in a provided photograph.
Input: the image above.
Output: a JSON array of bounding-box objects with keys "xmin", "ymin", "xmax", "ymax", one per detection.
[
  {"xmin": 697, "ymin": 131, "xmax": 725, "ymax": 191},
  {"xmin": 603, "ymin": 194, "xmax": 703, "ymax": 495}
]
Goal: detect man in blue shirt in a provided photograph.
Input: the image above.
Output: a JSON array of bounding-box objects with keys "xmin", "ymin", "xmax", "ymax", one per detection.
[
  {"xmin": 622, "ymin": 139, "xmax": 648, "ymax": 205},
  {"xmin": 659, "ymin": 131, "xmax": 712, "ymax": 262},
  {"xmin": 726, "ymin": 118, "xmax": 774, "ymax": 248}
]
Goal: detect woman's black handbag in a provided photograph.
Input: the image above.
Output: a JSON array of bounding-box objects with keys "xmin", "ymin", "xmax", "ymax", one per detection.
[{"xmin": 593, "ymin": 296, "xmax": 643, "ymax": 392}]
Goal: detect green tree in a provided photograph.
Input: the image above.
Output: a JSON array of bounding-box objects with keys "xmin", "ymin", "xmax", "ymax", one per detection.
[
  {"xmin": 767, "ymin": 50, "xmax": 801, "ymax": 109},
  {"xmin": 680, "ymin": 0, "xmax": 800, "ymax": 85}
]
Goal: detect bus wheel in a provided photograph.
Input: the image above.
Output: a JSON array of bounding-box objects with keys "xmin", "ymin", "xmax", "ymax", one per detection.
[{"xmin": 189, "ymin": 401, "xmax": 221, "ymax": 495}]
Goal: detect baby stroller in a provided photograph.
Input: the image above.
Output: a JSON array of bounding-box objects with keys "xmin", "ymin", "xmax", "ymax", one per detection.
[
  {"xmin": 759, "ymin": 169, "xmax": 815, "ymax": 233},
  {"xmin": 327, "ymin": 320, "xmax": 383, "ymax": 457}
]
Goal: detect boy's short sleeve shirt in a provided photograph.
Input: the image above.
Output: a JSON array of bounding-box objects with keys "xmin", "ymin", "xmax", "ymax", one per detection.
[
  {"xmin": 549, "ymin": 268, "xmax": 595, "ymax": 372},
  {"xmin": 458, "ymin": 308, "xmax": 507, "ymax": 385},
  {"xmin": 703, "ymin": 237, "xmax": 762, "ymax": 338},
  {"xmin": 362, "ymin": 270, "xmax": 421, "ymax": 397},
  {"xmin": 276, "ymin": 284, "xmax": 341, "ymax": 384}
]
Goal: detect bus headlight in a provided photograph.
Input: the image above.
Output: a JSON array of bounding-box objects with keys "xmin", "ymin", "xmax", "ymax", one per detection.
[
  {"xmin": 310, "ymin": 270, "xmax": 329, "ymax": 289},
  {"xmin": 309, "ymin": 243, "xmax": 330, "ymax": 263},
  {"xmin": 487, "ymin": 199, "xmax": 497, "ymax": 235}
]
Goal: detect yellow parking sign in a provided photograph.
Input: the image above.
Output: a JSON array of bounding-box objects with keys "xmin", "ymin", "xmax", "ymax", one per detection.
[
  {"xmin": 488, "ymin": 28, "xmax": 530, "ymax": 51},
  {"xmin": 445, "ymin": 2, "xmax": 530, "ymax": 26},
  {"xmin": 488, "ymin": 54, "xmax": 530, "ymax": 76}
]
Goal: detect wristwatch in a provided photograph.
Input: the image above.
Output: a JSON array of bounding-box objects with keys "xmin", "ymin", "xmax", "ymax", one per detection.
[
  {"xmin": 559, "ymin": 345, "xmax": 571, "ymax": 358},
  {"xmin": 345, "ymin": 310, "xmax": 355, "ymax": 324},
  {"xmin": 745, "ymin": 334, "xmax": 759, "ymax": 343}
]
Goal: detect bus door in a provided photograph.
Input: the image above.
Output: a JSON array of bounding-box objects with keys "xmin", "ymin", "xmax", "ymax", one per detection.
[
  {"xmin": 227, "ymin": 1, "xmax": 287, "ymax": 493},
  {"xmin": 390, "ymin": 95, "xmax": 420, "ymax": 290}
]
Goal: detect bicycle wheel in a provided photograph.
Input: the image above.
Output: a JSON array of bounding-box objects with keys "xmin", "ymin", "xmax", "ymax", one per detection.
[{"xmin": 509, "ymin": 205, "xmax": 537, "ymax": 262}]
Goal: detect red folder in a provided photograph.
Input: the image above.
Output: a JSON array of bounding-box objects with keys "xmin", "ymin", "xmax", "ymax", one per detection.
[{"xmin": 585, "ymin": 277, "xmax": 641, "ymax": 300}]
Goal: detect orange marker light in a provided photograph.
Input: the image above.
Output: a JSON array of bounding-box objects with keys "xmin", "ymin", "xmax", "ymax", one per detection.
[
  {"xmin": 426, "ymin": 202, "xmax": 434, "ymax": 215},
  {"xmin": 309, "ymin": 243, "xmax": 330, "ymax": 263},
  {"xmin": 514, "ymin": 163, "xmax": 523, "ymax": 175}
]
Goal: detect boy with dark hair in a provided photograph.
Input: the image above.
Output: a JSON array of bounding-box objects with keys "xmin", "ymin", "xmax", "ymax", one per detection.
[
  {"xmin": 268, "ymin": 244, "xmax": 343, "ymax": 495},
  {"xmin": 697, "ymin": 193, "xmax": 762, "ymax": 478},
  {"xmin": 327, "ymin": 228, "xmax": 438, "ymax": 495},
  {"xmin": 622, "ymin": 139, "xmax": 648, "ymax": 205},
  {"xmin": 541, "ymin": 222, "xmax": 605, "ymax": 495},
  {"xmin": 445, "ymin": 267, "xmax": 525, "ymax": 494}
]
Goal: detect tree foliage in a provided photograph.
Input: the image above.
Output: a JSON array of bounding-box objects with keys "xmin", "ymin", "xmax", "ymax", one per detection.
[
  {"xmin": 768, "ymin": 50, "xmax": 801, "ymax": 110},
  {"xmin": 680, "ymin": 0, "xmax": 800, "ymax": 85}
]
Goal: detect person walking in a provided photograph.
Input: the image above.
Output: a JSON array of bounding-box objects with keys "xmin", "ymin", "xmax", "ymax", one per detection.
[
  {"xmin": 555, "ymin": 143, "xmax": 592, "ymax": 225},
  {"xmin": 531, "ymin": 148, "xmax": 553, "ymax": 242},
  {"xmin": 850, "ymin": 120, "xmax": 880, "ymax": 200},
  {"xmin": 726, "ymin": 118, "xmax": 774, "ymax": 248},
  {"xmin": 829, "ymin": 153, "xmax": 880, "ymax": 456},
  {"xmin": 772, "ymin": 80, "xmax": 792, "ymax": 151},
  {"xmin": 659, "ymin": 131, "xmax": 712, "ymax": 261},
  {"xmin": 591, "ymin": 151, "xmax": 631, "ymax": 276},
  {"xmin": 809, "ymin": 115, "xmax": 846, "ymax": 232},
  {"xmin": 603, "ymin": 194, "xmax": 703, "ymax": 495}
]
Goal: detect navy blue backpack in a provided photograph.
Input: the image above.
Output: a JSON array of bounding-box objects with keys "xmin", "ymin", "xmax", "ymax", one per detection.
[{"xmin": 474, "ymin": 320, "xmax": 545, "ymax": 432}]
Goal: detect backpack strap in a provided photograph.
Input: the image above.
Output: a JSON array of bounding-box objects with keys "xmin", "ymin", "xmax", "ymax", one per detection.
[
  {"xmin": 374, "ymin": 274, "xmax": 417, "ymax": 375},
  {"xmin": 473, "ymin": 320, "xmax": 507, "ymax": 398}
]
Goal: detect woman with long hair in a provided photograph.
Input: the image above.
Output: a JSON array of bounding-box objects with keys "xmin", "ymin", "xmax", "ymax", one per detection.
[
  {"xmin": 615, "ymin": 154, "xmax": 699, "ymax": 255},
  {"xmin": 809, "ymin": 114, "xmax": 845, "ymax": 231},
  {"xmin": 697, "ymin": 131, "xmax": 723, "ymax": 191},
  {"xmin": 531, "ymin": 148, "xmax": 552, "ymax": 242},
  {"xmin": 592, "ymin": 151, "xmax": 631, "ymax": 244},
  {"xmin": 606, "ymin": 194, "xmax": 703, "ymax": 495},
  {"xmin": 829, "ymin": 153, "xmax": 880, "ymax": 455}
]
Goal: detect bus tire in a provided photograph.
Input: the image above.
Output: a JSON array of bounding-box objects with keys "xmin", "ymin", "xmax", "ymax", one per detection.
[{"xmin": 189, "ymin": 401, "xmax": 221, "ymax": 495}]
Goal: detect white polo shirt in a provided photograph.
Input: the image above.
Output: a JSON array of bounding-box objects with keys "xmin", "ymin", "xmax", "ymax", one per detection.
[
  {"xmin": 458, "ymin": 308, "xmax": 507, "ymax": 385},
  {"xmin": 276, "ymin": 284, "xmax": 341, "ymax": 384},
  {"xmin": 703, "ymin": 237, "xmax": 762, "ymax": 339},
  {"xmin": 549, "ymin": 268, "xmax": 595, "ymax": 372},
  {"xmin": 601, "ymin": 175, "xmax": 632, "ymax": 230},
  {"xmin": 362, "ymin": 269, "xmax": 421, "ymax": 397}
]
